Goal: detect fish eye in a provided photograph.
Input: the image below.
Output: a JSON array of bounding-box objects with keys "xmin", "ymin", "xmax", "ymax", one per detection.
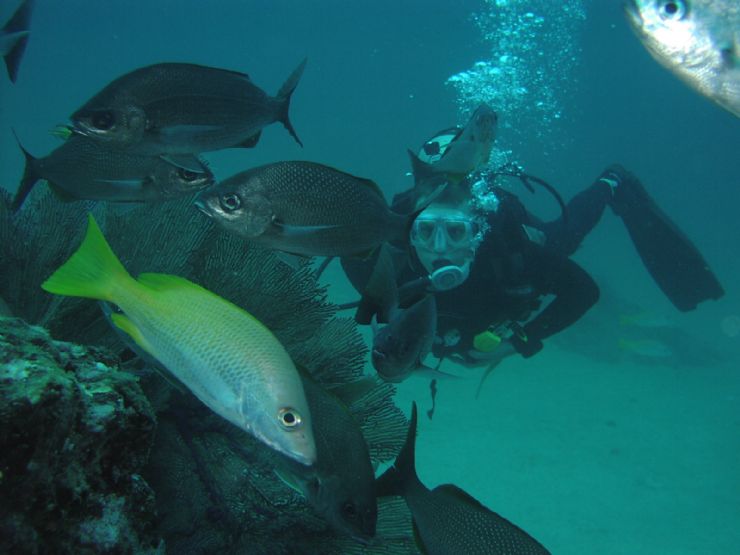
[
  {"xmin": 657, "ymin": 0, "xmax": 687, "ymax": 20},
  {"xmin": 177, "ymin": 168, "xmax": 200, "ymax": 182},
  {"xmin": 277, "ymin": 407, "xmax": 302, "ymax": 429},
  {"xmin": 341, "ymin": 501, "xmax": 358, "ymax": 520},
  {"xmin": 220, "ymin": 193, "xmax": 242, "ymax": 212},
  {"xmin": 91, "ymin": 111, "xmax": 115, "ymax": 130}
]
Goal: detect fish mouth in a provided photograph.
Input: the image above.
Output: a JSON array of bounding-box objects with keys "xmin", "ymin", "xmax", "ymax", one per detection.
[
  {"xmin": 290, "ymin": 451, "xmax": 316, "ymax": 467},
  {"xmin": 72, "ymin": 120, "xmax": 94, "ymax": 137},
  {"xmin": 349, "ymin": 531, "xmax": 377, "ymax": 546},
  {"xmin": 371, "ymin": 348, "xmax": 386, "ymax": 361}
]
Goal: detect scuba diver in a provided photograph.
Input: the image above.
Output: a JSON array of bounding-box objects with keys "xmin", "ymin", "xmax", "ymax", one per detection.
[{"xmin": 341, "ymin": 104, "xmax": 724, "ymax": 374}]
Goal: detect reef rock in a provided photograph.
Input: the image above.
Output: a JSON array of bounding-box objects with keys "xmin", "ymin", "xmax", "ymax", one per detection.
[{"xmin": 0, "ymin": 317, "xmax": 162, "ymax": 554}]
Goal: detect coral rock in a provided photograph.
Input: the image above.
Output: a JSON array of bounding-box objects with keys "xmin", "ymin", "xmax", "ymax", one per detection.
[{"xmin": 0, "ymin": 317, "xmax": 162, "ymax": 554}]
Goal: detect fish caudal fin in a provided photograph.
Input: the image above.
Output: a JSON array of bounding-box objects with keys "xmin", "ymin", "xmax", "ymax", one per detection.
[
  {"xmin": 375, "ymin": 402, "xmax": 419, "ymax": 498},
  {"xmin": 276, "ymin": 57, "xmax": 307, "ymax": 147},
  {"xmin": 2, "ymin": 0, "xmax": 33, "ymax": 83},
  {"xmin": 42, "ymin": 214, "xmax": 132, "ymax": 302},
  {"xmin": 10, "ymin": 132, "xmax": 40, "ymax": 212}
]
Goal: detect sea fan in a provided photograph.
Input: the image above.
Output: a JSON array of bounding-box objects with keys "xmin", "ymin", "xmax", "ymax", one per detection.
[{"xmin": 0, "ymin": 187, "xmax": 414, "ymax": 553}]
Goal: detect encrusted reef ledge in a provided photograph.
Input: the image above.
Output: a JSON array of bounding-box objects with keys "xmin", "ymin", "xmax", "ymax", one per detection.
[{"xmin": 0, "ymin": 317, "xmax": 162, "ymax": 555}]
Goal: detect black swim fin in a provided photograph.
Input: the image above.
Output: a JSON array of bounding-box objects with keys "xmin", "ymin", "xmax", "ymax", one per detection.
[{"xmin": 610, "ymin": 168, "xmax": 724, "ymax": 312}]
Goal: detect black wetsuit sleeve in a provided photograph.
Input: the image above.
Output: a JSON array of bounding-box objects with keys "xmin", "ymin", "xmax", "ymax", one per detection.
[{"xmin": 511, "ymin": 254, "xmax": 600, "ymax": 358}]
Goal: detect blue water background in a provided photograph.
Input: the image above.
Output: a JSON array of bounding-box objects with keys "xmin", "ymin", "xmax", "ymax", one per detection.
[{"xmin": 1, "ymin": 1, "xmax": 738, "ymax": 553}]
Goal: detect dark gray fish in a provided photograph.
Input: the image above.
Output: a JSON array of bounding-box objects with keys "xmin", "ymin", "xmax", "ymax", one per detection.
[
  {"xmin": 194, "ymin": 161, "xmax": 415, "ymax": 257},
  {"xmin": 70, "ymin": 59, "xmax": 307, "ymax": 153},
  {"xmin": 11, "ymin": 132, "xmax": 213, "ymax": 212},
  {"xmin": 276, "ymin": 373, "xmax": 377, "ymax": 543},
  {"xmin": 376, "ymin": 403, "xmax": 551, "ymax": 555},
  {"xmin": 363, "ymin": 245, "xmax": 448, "ymax": 383},
  {"xmin": 0, "ymin": 0, "xmax": 33, "ymax": 83},
  {"xmin": 351, "ymin": 243, "xmax": 400, "ymax": 325},
  {"xmin": 372, "ymin": 294, "xmax": 437, "ymax": 383}
]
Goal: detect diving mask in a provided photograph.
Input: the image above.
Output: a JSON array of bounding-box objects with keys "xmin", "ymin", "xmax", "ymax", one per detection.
[
  {"xmin": 410, "ymin": 207, "xmax": 481, "ymax": 291},
  {"xmin": 410, "ymin": 215, "xmax": 479, "ymax": 251}
]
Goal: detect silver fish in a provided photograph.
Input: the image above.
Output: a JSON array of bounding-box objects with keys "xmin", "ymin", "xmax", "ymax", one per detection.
[
  {"xmin": 376, "ymin": 403, "xmax": 551, "ymax": 555},
  {"xmin": 194, "ymin": 161, "xmax": 415, "ymax": 258},
  {"xmin": 408, "ymin": 103, "xmax": 498, "ymax": 203},
  {"xmin": 625, "ymin": 0, "xmax": 740, "ymax": 118},
  {"xmin": 71, "ymin": 59, "xmax": 307, "ymax": 153},
  {"xmin": 12, "ymin": 133, "xmax": 213, "ymax": 211},
  {"xmin": 0, "ymin": 0, "xmax": 33, "ymax": 83},
  {"xmin": 276, "ymin": 374, "xmax": 377, "ymax": 543}
]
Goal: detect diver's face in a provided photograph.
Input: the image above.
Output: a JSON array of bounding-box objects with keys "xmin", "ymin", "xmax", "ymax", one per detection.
[{"xmin": 410, "ymin": 205, "xmax": 479, "ymax": 275}]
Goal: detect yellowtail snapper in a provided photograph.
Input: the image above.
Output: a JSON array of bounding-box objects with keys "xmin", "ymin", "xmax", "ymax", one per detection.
[{"xmin": 41, "ymin": 215, "xmax": 316, "ymax": 466}]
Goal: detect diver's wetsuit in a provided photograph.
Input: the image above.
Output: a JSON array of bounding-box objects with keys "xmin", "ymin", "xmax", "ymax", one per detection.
[
  {"xmin": 343, "ymin": 167, "xmax": 723, "ymax": 362},
  {"xmin": 387, "ymin": 180, "xmax": 607, "ymax": 360}
]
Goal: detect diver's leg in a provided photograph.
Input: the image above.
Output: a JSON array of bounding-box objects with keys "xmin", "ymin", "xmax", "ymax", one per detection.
[
  {"xmin": 541, "ymin": 174, "xmax": 612, "ymax": 256},
  {"xmin": 607, "ymin": 164, "xmax": 724, "ymax": 311}
]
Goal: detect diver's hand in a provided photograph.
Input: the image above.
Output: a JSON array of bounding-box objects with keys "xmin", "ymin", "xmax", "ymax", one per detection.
[
  {"xmin": 467, "ymin": 338, "xmax": 517, "ymax": 365},
  {"xmin": 446, "ymin": 338, "xmax": 518, "ymax": 369}
]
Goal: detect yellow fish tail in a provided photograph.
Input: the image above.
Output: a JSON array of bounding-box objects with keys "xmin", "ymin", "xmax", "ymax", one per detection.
[{"xmin": 42, "ymin": 214, "xmax": 132, "ymax": 301}]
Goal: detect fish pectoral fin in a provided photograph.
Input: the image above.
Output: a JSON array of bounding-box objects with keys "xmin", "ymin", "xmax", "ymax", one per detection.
[
  {"xmin": 159, "ymin": 153, "xmax": 207, "ymax": 173},
  {"xmin": 110, "ymin": 313, "xmax": 156, "ymax": 357},
  {"xmin": 237, "ymin": 130, "xmax": 262, "ymax": 148},
  {"xmin": 275, "ymin": 251, "xmax": 306, "ymax": 270},
  {"xmin": 93, "ymin": 178, "xmax": 145, "ymax": 188},
  {"xmin": 274, "ymin": 468, "xmax": 307, "ymax": 497},
  {"xmin": 418, "ymin": 362, "xmax": 461, "ymax": 381},
  {"xmin": 157, "ymin": 124, "xmax": 223, "ymax": 141},
  {"xmin": 47, "ymin": 181, "xmax": 79, "ymax": 203},
  {"xmin": 272, "ymin": 221, "xmax": 343, "ymax": 236}
]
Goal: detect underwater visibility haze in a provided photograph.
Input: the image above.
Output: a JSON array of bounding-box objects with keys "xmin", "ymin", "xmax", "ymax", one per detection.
[{"xmin": 1, "ymin": 1, "xmax": 739, "ymax": 554}]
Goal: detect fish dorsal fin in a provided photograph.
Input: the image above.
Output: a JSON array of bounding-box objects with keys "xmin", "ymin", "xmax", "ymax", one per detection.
[
  {"xmin": 137, "ymin": 272, "xmax": 202, "ymax": 292},
  {"xmin": 434, "ymin": 484, "xmax": 490, "ymax": 513},
  {"xmin": 332, "ymin": 165, "xmax": 386, "ymax": 199},
  {"xmin": 355, "ymin": 176, "xmax": 385, "ymax": 200}
]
